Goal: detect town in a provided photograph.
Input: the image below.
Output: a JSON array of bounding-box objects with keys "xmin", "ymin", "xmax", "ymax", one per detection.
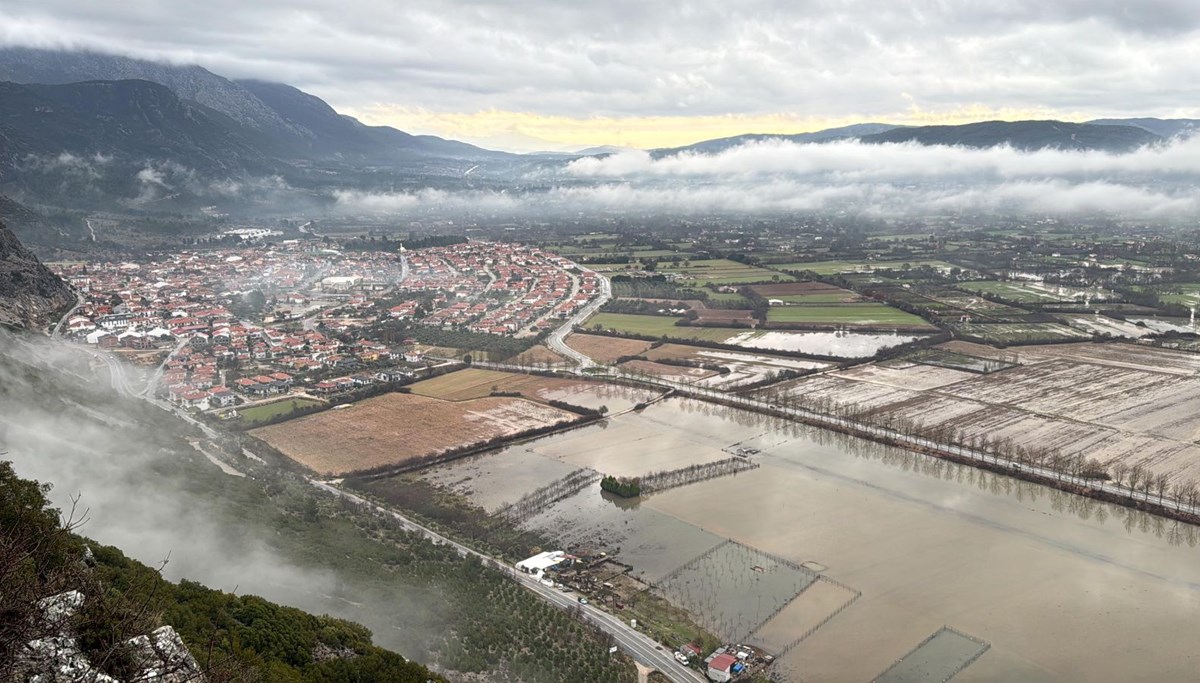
[{"xmin": 49, "ymin": 239, "xmax": 599, "ymax": 415}]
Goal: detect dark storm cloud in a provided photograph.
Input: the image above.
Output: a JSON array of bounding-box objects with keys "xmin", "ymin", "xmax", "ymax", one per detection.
[{"xmin": 1, "ymin": 0, "xmax": 1199, "ymax": 121}]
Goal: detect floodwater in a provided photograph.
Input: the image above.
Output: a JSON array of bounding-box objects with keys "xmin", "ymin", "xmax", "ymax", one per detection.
[
  {"xmin": 518, "ymin": 398, "xmax": 788, "ymax": 478},
  {"xmin": 643, "ymin": 424, "xmax": 1200, "ymax": 682},
  {"xmin": 657, "ymin": 540, "xmax": 818, "ymax": 642},
  {"xmin": 727, "ymin": 330, "xmax": 927, "ymax": 358},
  {"xmin": 421, "ymin": 445, "xmax": 580, "ymax": 513},
  {"xmin": 509, "ymin": 397, "xmax": 1200, "ymax": 682},
  {"xmin": 1128, "ymin": 316, "xmax": 1197, "ymax": 334}
]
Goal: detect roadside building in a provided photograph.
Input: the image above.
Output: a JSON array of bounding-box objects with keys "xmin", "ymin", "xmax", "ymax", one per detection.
[{"xmin": 707, "ymin": 653, "xmax": 738, "ymax": 682}]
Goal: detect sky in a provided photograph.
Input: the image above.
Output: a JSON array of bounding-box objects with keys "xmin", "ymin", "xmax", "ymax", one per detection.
[{"xmin": 2, "ymin": 0, "xmax": 1200, "ymax": 151}]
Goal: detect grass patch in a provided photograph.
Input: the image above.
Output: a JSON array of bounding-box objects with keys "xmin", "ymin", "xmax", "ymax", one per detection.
[
  {"xmin": 585, "ymin": 312, "xmax": 744, "ymax": 342},
  {"xmin": 237, "ymin": 397, "xmax": 323, "ymax": 425}
]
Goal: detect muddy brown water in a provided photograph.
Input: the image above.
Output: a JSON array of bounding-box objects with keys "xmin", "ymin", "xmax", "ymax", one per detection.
[{"xmin": 505, "ymin": 398, "xmax": 1200, "ymax": 682}]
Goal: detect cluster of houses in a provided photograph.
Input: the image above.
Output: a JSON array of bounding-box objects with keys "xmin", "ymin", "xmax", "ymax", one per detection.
[
  {"xmin": 50, "ymin": 238, "xmax": 599, "ymax": 412},
  {"xmin": 50, "ymin": 242, "xmax": 422, "ymax": 412},
  {"xmin": 399, "ymin": 241, "xmax": 600, "ymax": 334}
]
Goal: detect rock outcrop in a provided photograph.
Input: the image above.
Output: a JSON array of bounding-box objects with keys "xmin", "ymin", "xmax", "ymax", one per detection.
[
  {"xmin": 18, "ymin": 590, "xmax": 204, "ymax": 683},
  {"xmin": 0, "ymin": 218, "xmax": 75, "ymax": 329}
]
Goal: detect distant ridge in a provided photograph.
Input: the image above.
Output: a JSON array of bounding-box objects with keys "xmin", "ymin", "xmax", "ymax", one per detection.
[
  {"xmin": 1085, "ymin": 117, "xmax": 1200, "ymax": 140},
  {"xmin": 659, "ymin": 120, "xmax": 1167, "ymax": 156},
  {"xmin": 859, "ymin": 120, "xmax": 1161, "ymax": 152},
  {"xmin": 658, "ymin": 123, "xmax": 899, "ymax": 156}
]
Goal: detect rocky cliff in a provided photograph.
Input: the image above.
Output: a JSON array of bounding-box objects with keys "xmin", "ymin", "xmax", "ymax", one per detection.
[{"xmin": 0, "ymin": 218, "xmax": 75, "ymax": 329}]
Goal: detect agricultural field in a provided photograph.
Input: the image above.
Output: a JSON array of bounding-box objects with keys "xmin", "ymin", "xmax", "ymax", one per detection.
[
  {"xmin": 511, "ymin": 344, "xmax": 567, "ymax": 366},
  {"xmin": 751, "ymin": 281, "xmax": 864, "ymax": 304},
  {"xmin": 250, "ymin": 392, "xmax": 577, "ymax": 476},
  {"xmin": 585, "ymin": 312, "xmax": 745, "ymax": 342},
  {"xmin": 409, "ymin": 368, "xmax": 582, "ymax": 401},
  {"xmin": 725, "ymin": 330, "xmax": 929, "ymax": 357},
  {"xmin": 656, "ymin": 540, "xmax": 819, "ymax": 642},
  {"xmin": 410, "ymin": 367, "xmax": 655, "ymax": 413},
  {"xmin": 956, "ymin": 280, "xmax": 1072, "ymax": 303},
  {"xmin": 763, "ymin": 342, "xmax": 1200, "ymax": 486},
  {"xmin": 1059, "ymin": 314, "xmax": 1152, "ymax": 338},
  {"xmin": 765, "ymin": 302, "xmax": 932, "ymax": 328},
  {"xmin": 1151, "ymin": 283, "xmax": 1200, "ymax": 308},
  {"xmin": 617, "ymin": 359, "xmax": 720, "ymax": 384},
  {"xmin": 770, "ymin": 259, "xmax": 960, "ymax": 275},
  {"xmin": 235, "ymin": 397, "xmax": 324, "ymax": 425},
  {"xmin": 565, "ymin": 333, "xmax": 654, "ymax": 362},
  {"xmin": 953, "ymin": 322, "xmax": 1090, "ymax": 344},
  {"xmin": 657, "ymin": 258, "xmax": 793, "ymax": 284}
]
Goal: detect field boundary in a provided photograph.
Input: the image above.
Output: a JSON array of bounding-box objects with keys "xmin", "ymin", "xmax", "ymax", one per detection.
[{"xmin": 763, "ymin": 576, "xmax": 862, "ymax": 657}]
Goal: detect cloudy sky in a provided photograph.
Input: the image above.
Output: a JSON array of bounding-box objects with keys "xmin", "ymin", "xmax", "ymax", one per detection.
[{"xmin": 3, "ymin": 0, "xmax": 1199, "ymax": 150}]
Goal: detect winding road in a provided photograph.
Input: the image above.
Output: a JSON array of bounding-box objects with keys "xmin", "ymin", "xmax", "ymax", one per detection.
[{"xmin": 546, "ymin": 268, "xmax": 611, "ymax": 368}]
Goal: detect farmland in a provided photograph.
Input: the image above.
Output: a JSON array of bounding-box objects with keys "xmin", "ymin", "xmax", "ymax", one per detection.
[
  {"xmin": 956, "ymin": 280, "xmax": 1071, "ymax": 303},
  {"xmin": 251, "ymin": 391, "xmax": 578, "ymax": 476},
  {"xmin": 657, "ymin": 258, "xmax": 794, "ymax": 284},
  {"xmin": 409, "ymin": 368, "xmax": 584, "ymax": 401},
  {"xmin": 565, "ymin": 333, "xmax": 654, "ymax": 362},
  {"xmin": 953, "ymin": 322, "xmax": 1090, "ymax": 344},
  {"xmin": 371, "ymin": 390, "xmax": 1200, "ymax": 683},
  {"xmin": 585, "ymin": 312, "xmax": 744, "ymax": 342},
  {"xmin": 765, "ymin": 302, "xmax": 932, "ymax": 328},
  {"xmin": 760, "ymin": 341, "xmax": 1200, "ymax": 486},
  {"xmin": 769, "ymin": 259, "xmax": 960, "ymax": 275},
  {"xmin": 750, "ymin": 281, "xmax": 863, "ymax": 303}
]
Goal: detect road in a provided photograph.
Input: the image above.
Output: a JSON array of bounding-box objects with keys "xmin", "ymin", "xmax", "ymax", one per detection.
[
  {"xmin": 141, "ymin": 336, "xmax": 191, "ymax": 398},
  {"xmin": 51, "ymin": 291, "xmax": 84, "ymax": 338},
  {"xmin": 310, "ymin": 482, "xmax": 703, "ymax": 681},
  {"xmin": 546, "ymin": 267, "xmax": 611, "ymax": 368}
]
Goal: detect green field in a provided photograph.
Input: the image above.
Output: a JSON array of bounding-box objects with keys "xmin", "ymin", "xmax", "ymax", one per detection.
[
  {"xmin": 766, "ymin": 303, "xmax": 931, "ymax": 327},
  {"xmin": 771, "ymin": 259, "xmax": 960, "ymax": 275},
  {"xmin": 703, "ymin": 289, "xmax": 752, "ymax": 305},
  {"xmin": 586, "ymin": 312, "xmax": 744, "ymax": 342},
  {"xmin": 1154, "ymin": 284, "xmax": 1200, "ymax": 308},
  {"xmin": 765, "ymin": 292, "xmax": 861, "ymax": 304},
  {"xmin": 238, "ymin": 397, "xmax": 323, "ymax": 425},
  {"xmin": 658, "ymin": 259, "xmax": 794, "ymax": 284}
]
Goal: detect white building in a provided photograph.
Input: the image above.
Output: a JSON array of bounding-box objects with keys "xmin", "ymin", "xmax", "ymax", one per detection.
[{"xmin": 515, "ymin": 550, "xmax": 569, "ymax": 577}]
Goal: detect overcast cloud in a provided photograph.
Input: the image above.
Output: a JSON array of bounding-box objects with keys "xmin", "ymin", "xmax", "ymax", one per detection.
[{"xmin": 1, "ymin": 1, "xmax": 1199, "ymax": 148}]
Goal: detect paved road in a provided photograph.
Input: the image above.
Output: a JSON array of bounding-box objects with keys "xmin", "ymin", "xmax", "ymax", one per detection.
[
  {"xmin": 51, "ymin": 292, "xmax": 84, "ymax": 338},
  {"xmin": 309, "ymin": 482, "xmax": 703, "ymax": 682},
  {"xmin": 546, "ymin": 268, "xmax": 611, "ymax": 368}
]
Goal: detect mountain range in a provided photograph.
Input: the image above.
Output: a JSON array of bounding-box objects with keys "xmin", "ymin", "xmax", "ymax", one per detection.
[{"xmin": 0, "ymin": 46, "xmax": 1196, "ymax": 215}]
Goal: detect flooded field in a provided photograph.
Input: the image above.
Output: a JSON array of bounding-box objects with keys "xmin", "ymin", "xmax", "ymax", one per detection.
[
  {"xmin": 656, "ymin": 540, "xmax": 818, "ymax": 642},
  {"xmin": 467, "ymin": 390, "xmax": 1200, "ymax": 682},
  {"xmin": 874, "ymin": 628, "xmax": 990, "ymax": 683},
  {"xmin": 1128, "ymin": 316, "xmax": 1197, "ymax": 334},
  {"xmin": 520, "ymin": 398, "xmax": 785, "ymax": 478},
  {"xmin": 726, "ymin": 330, "xmax": 926, "ymax": 357},
  {"xmin": 641, "ymin": 426, "xmax": 1200, "ymax": 682},
  {"xmin": 522, "ymin": 481, "xmax": 726, "ymax": 583},
  {"xmin": 420, "ymin": 446, "xmax": 581, "ymax": 513},
  {"xmin": 767, "ymin": 343, "xmax": 1200, "ymax": 486}
]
